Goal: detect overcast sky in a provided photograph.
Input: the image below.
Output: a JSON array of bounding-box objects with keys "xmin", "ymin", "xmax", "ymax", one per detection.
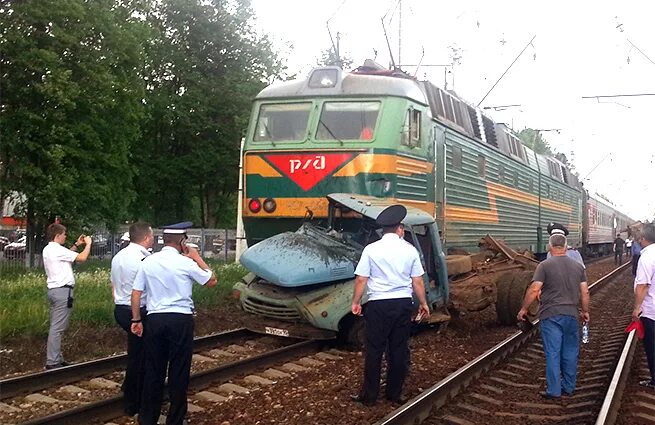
[{"xmin": 251, "ymin": 0, "xmax": 655, "ymax": 221}]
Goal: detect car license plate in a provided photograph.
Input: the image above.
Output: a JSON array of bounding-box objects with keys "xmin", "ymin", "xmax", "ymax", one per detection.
[{"xmin": 264, "ymin": 326, "xmax": 290, "ymax": 337}]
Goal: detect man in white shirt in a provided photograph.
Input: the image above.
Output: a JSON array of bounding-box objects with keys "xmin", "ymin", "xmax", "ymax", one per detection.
[
  {"xmin": 350, "ymin": 205, "xmax": 430, "ymax": 406},
  {"xmin": 110, "ymin": 222, "xmax": 154, "ymax": 416},
  {"xmin": 632, "ymin": 224, "xmax": 655, "ymax": 389},
  {"xmin": 130, "ymin": 222, "xmax": 216, "ymax": 425},
  {"xmin": 42, "ymin": 223, "xmax": 92, "ymax": 369}
]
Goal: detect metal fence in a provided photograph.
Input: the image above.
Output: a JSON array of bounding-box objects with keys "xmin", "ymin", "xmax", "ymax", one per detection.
[{"xmin": 0, "ymin": 228, "xmax": 237, "ymax": 271}]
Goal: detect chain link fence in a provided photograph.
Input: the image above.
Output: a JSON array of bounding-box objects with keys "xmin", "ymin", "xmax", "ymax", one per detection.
[{"xmin": 0, "ymin": 228, "xmax": 236, "ymax": 272}]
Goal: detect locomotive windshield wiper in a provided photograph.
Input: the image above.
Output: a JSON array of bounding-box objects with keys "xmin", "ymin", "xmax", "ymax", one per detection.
[
  {"xmin": 262, "ymin": 121, "xmax": 276, "ymax": 146},
  {"xmin": 318, "ymin": 119, "xmax": 344, "ymax": 145}
]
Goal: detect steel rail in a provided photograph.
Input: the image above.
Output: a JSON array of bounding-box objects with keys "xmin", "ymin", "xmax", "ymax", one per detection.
[
  {"xmin": 20, "ymin": 339, "xmax": 324, "ymax": 425},
  {"xmin": 1, "ymin": 327, "xmax": 254, "ymax": 400},
  {"xmin": 375, "ymin": 262, "xmax": 631, "ymax": 425},
  {"xmin": 595, "ymin": 329, "xmax": 638, "ymax": 425}
]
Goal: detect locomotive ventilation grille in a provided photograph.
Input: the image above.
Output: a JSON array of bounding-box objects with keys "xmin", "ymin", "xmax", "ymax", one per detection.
[{"xmin": 242, "ymin": 296, "xmax": 302, "ymax": 321}]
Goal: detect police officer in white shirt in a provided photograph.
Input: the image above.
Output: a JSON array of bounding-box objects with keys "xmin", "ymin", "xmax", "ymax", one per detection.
[
  {"xmin": 350, "ymin": 205, "xmax": 430, "ymax": 406},
  {"xmin": 130, "ymin": 222, "xmax": 217, "ymax": 425},
  {"xmin": 110, "ymin": 222, "xmax": 154, "ymax": 416},
  {"xmin": 42, "ymin": 223, "xmax": 92, "ymax": 369},
  {"xmin": 632, "ymin": 224, "xmax": 655, "ymax": 389}
]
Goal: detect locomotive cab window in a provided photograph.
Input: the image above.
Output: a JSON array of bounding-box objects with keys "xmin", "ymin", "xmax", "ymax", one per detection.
[
  {"xmin": 316, "ymin": 101, "xmax": 380, "ymax": 141},
  {"xmin": 254, "ymin": 103, "xmax": 311, "ymax": 142},
  {"xmin": 401, "ymin": 109, "xmax": 421, "ymax": 147}
]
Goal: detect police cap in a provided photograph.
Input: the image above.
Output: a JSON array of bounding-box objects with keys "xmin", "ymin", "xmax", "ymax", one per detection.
[
  {"xmin": 546, "ymin": 222, "xmax": 569, "ymax": 236},
  {"xmin": 376, "ymin": 205, "xmax": 407, "ymax": 227},
  {"xmin": 162, "ymin": 221, "xmax": 193, "ymax": 234}
]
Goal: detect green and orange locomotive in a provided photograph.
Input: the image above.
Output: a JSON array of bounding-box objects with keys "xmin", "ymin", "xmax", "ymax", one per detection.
[{"xmin": 234, "ymin": 60, "xmax": 632, "ymax": 343}]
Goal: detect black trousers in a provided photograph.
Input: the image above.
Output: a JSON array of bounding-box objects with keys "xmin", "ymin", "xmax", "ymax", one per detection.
[
  {"xmin": 139, "ymin": 313, "xmax": 194, "ymax": 425},
  {"xmin": 361, "ymin": 298, "xmax": 412, "ymax": 402},
  {"xmin": 114, "ymin": 305, "xmax": 147, "ymax": 415},
  {"xmin": 642, "ymin": 317, "xmax": 655, "ymax": 383},
  {"xmin": 633, "ymin": 254, "xmax": 641, "ymax": 276},
  {"xmin": 615, "ymin": 250, "xmax": 623, "ymax": 265}
]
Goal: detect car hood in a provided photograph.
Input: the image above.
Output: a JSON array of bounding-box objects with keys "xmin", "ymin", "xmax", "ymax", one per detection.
[{"xmin": 240, "ymin": 224, "xmax": 359, "ymax": 287}]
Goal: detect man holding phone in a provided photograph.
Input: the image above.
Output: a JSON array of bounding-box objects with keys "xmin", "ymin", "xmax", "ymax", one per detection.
[
  {"xmin": 43, "ymin": 223, "xmax": 92, "ymax": 369},
  {"xmin": 130, "ymin": 222, "xmax": 217, "ymax": 425}
]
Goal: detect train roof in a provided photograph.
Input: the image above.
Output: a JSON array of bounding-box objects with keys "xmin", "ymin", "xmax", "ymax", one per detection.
[
  {"xmin": 256, "ymin": 66, "xmax": 428, "ymax": 105},
  {"xmin": 256, "ymin": 61, "xmax": 583, "ymax": 191}
]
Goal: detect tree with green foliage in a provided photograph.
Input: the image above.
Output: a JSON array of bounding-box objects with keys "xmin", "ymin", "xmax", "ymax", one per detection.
[
  {"xmin": 131, "ymin": 0, "xmax": 284, "ymax": 228},
  {"xmin": 518, "ymin": 128, "xmax": 577, "ymax": 175},
  {"xmin": 0, "ymin": 0, "xmax": 147, "ymax": 253},
  {"xmin": 317, "ymin": 46, "xmax": 354, "ymax": 70},
  {"xmin": 517, "ymin": 128, "xmax": 553, "ymax": 155}
]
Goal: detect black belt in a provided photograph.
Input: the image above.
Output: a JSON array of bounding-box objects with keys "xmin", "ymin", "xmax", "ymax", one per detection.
[{"xmin": 116, "ymin": 304, "xmax": 146, "ymax": 309}]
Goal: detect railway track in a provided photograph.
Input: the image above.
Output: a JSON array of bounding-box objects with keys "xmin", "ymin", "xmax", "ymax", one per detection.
[
  {"xmin": 0, "ymin": 256, "xmax": 624, "ymax": 425},
  {"xmin": 375, "ymin": 262, "xmax": 633, "ymax": 425},
  {"xmin": 0, "ymin": 329, "xmax": 329, "ymax": 425},
  {"xmin": 0, "ymin": 328, "xmax": 255, "ymax": 400}
]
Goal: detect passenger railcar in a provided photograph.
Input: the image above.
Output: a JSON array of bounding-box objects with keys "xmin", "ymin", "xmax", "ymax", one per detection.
[
  {"xmin": 583, "ymin": 193, "xmax": 633, "ymax": 256},
  {"xmin": 241, "ymin": 61, "xmax": 629, "ymax": 256}
]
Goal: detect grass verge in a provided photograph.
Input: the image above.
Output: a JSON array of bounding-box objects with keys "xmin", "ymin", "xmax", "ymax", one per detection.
[{"xmin": 0, "ymin": 260, "xmax": 247, "ymax": 339}]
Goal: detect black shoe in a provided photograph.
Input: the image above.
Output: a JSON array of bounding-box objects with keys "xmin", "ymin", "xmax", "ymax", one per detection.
[
  {"xmin": 350, "ymin": 394, "xmax": 375, "ymax": 406},
  {"xmin": 541, "ymin": 393, "xmax": 561, "ymax": 400},
  {"xmin": 45, "ymin": 361, "xmax": 72, "ymax": 370},
  {"xmin": 386, "ymin": 395, "xmax": 409, "ymax": 405},
  {"xmin": 124, "ymin": 407, "xmax": 139, "ymax": 416},
  {"xmin": 639, "ymin": 379, "xmax": 655, "ymax": 389},
  {"xmin": 561, "ymin": 389, "xmax": 574, "ymax": 397}
]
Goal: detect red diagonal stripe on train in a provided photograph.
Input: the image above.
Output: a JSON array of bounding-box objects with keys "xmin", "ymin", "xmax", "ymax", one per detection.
[{"xmin": 264, "ymin": 153, "xmax": 355, "ymax": 191}]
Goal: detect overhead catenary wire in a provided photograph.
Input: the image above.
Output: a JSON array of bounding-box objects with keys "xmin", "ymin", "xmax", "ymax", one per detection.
[
  {"xmin": 477, "ymin": 34, "xmax": 536, "ymax": 107},
  {"xmin": 627, "ymin": 39, "xmax": 655, "ymax": 65},
  {"xmin": 582, "ymin": 93, "xmax": 655, "ymax": 98}
]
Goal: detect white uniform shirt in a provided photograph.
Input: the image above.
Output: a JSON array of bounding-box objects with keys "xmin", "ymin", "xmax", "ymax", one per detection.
[
  {"xmin": 43, "ymin": 242, "xmax": 78, "ymax": 289},
  {"xmin": 636, "ymin": 243, "xmax": 655, "ymax": 319},
  {"xmin": 133, "ymin": 246, "xmax": 213, "ymax": 315},
  {"xmin": 110, "ymin": 242, "xmax": 150, "ymax": 307},
  {"xmin": 354, "ymin": 233, "xmax": 425, "ymax": 301}
]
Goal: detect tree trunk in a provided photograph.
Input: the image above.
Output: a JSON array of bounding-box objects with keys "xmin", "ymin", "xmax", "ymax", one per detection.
[
  {"xmin": 202, "ymin": 187, "xmax": 218, "ymax": 228},
  {"xmin": 26, "ymin": 199, "xmax": 35, "ymax": 267}
]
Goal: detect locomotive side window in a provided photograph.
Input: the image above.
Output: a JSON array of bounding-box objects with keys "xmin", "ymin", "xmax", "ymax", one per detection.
[
  {"xmin": 254, "ymin": 103, "xmax": 312, "ymax": 142},
  {"xmin": 316, "ymin": 101, "xmax": 380, "ymax": 141},
  {"xmin": 401, "ymin": 108, "xmax": 421, "ymax": 147}
]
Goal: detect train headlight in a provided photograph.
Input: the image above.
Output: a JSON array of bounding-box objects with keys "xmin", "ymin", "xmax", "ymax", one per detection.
[
  {"xmin": 263, "ymin": 198, "xmax": 277, "ymax": 213},
  {"xmin": 248, "ymin": 198, "xmax": 262, "ymax": 213},
  {"xmin": 308, "ymin": 69, "xmax": 338, "ymax": 88}
]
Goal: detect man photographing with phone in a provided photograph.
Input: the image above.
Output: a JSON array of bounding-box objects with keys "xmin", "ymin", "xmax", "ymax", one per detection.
[
  {"xmin": 130, "ymin": 222, "xmax": 217, "ymax": 425},
  {"xmin": 43, "ymin": 223, "xmax": 92, "ymax": 370}
]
